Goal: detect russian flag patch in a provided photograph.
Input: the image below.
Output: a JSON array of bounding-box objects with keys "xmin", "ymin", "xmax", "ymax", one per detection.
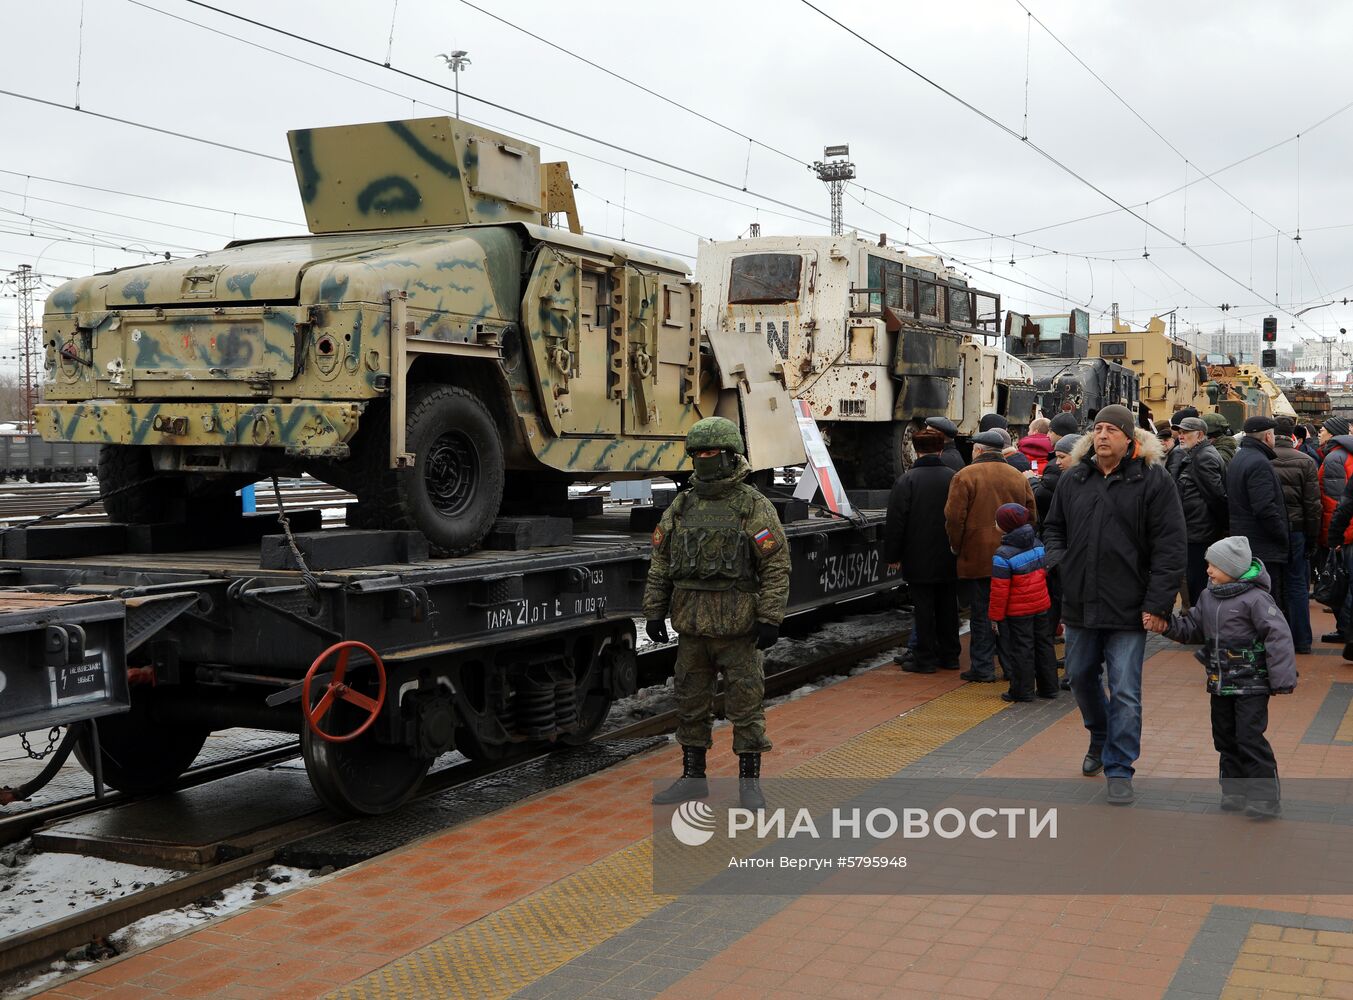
[{"xmin": 753, "ymin": 527, "xmax": 776, "ymax": 552}]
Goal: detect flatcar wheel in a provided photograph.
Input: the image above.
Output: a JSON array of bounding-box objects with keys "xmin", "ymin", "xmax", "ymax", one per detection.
[
  {"xmin": 557, "ymin": 691, "xmax": 614, "ymax": 747},
  {"xmin": 301, "ymin": 723, "xmax": 431, "ymax": 817},
  {"xmin": 73, "ymin": 704, "xmax": 210, "ymax": 795}
]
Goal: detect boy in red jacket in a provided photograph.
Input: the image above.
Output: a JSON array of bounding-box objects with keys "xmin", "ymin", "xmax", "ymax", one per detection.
[{"xmin": 990, "ymin": 503, "xmax": 1057, "ymax": 702}]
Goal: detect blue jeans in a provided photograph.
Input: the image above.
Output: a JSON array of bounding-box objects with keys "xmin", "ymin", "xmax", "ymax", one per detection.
[
  {"xmin": 1285, "ymin": 530, "xmax": 1312, "ymax": 651},
  {"xmin": 966, "ymin": 578, "xmax": 996, "ymax": 679},
  {"xmin": 1064, "ymin": 626, "xmax": 1146, "ymax": 779}
]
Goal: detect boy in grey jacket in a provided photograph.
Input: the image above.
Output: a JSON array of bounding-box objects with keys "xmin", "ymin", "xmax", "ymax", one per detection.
[{"xmin": 1148, "ymin": 536, "xmax": 1296, "ymax": 818}]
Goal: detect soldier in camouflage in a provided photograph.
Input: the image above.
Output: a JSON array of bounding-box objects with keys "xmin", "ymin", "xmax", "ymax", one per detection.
[{"xmin": 644, "ymin": 416, "xmax": 790, "ymax": 810}]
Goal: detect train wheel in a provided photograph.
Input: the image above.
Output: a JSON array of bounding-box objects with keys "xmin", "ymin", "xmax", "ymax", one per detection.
[
  {"xmin": 301, "ymin": 724, "xmax": 431, "ymax": 816},
  {"xmin": 73, "ymin": 700, "xmax": 210, "ymax": 795}
]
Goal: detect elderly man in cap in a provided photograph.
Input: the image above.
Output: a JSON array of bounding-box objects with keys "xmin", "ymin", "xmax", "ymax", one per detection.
[
  {"xmin": 1226, "ymin": 416, "xmax": 1291, "ymax": 618},
  {"xmin": 1174, "ymin": 415, "xmax": 1228, "ymax": 602},
  {"xmin": 1043, "ymin": 404, "xmax": 1186, "ymax": 804},
  {"xmin": 924, "ymin": 416, "xmax": 966, "ymax": 472},
  {"xmin": 945, "ymin": 429, "xmax": 1037, "ymax": 683}
]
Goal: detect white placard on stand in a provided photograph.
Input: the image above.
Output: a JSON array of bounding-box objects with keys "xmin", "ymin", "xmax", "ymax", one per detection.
[{"xmin": 790, "ymin": 400, "xmax": 854, "ymax": 517}]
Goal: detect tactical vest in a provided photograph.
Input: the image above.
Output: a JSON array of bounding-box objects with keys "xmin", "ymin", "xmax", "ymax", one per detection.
[{"xmin": 667, "ymin": 489, "xmax": 757, "ymax": 592}]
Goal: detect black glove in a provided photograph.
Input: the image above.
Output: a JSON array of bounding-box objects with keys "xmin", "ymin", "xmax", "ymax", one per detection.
[
  {"xmin": 645, "ymin": 619, "xmax": 669, "ymax": 644},
  {"xmin": 756, "ymin": 622, "xmax": 779, "ymax": 650}
]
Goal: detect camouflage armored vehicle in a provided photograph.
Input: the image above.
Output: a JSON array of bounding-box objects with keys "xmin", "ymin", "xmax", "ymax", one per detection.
[
  {"xmin": 36, "ymin": 117, "xmax": 803, "ymax": 553},
  {"xmin": 695, "ymin": 234, "xmax": 1036, "ymax": 488}
]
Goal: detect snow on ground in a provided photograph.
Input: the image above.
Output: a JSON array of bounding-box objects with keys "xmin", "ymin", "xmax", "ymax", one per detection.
[
  {"xmin": 0, "ymin": 844, "xmax": 180, "ymax": 940},
  {"xmin": 6, "ymin": 863, "xmax": 314, "ymax": 997}
]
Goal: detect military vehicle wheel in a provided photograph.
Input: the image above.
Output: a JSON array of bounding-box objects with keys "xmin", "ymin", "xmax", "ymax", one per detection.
[
  {"xmin": 855, "ymin": 423, "xmax": 909, "ymax": 489},
  {"xmin": 73, "ymin": 698, "xmax": 210, "ymax": 795},
  {"xmin": 97, "ymin": 445, "xmax": 173, "ymax": 524},
  {"xmin": 356, "ymin": 385, "xmax": 504, "ymax": 556}
]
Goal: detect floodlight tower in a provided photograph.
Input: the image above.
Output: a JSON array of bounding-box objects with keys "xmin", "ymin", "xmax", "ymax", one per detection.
[{"xmin": 813, "ymin": 144, "xmax": 855, "ymax": 237}]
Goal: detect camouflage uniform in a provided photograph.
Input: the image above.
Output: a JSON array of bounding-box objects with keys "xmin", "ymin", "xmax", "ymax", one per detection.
[{"xmin": 643, "ymin": 455, "xmax": 789, "ymax": 753}]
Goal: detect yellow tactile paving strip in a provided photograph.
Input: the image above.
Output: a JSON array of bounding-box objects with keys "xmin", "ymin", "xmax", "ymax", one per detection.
[
  {"xmin": 1223, "ymin": 923, "xmax": 1353, "ymax": 998},
  {"xmin": 326, "ymin": 685, "xmax": 1006, "ymax": 1000},
  {"xmin": 1335, "ymin": 698, "xmax": 1353, "ymax": 745}
]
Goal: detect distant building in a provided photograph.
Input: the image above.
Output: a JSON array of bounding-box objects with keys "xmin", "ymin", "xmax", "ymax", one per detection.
[{"xmin": 1204, "ymin": 328, "xmax": 1261, "ymax": 363}]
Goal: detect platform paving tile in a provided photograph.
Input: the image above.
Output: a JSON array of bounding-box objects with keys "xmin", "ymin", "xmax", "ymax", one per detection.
[{"xmin": 32, "ymin": 657, "xmax": 959, "ymax": 1000}]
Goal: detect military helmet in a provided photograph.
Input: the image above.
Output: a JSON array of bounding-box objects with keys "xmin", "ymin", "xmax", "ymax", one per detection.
[{"xmin": 685, "ymin": 416, "xmax": 745, "ymax": 456}]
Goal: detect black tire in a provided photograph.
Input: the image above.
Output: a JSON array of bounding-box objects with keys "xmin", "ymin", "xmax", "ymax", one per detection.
[
  {"xmin": 97, "ymin": 445, "xmax": 178, "ymax": 524},
  {"xmin": 352, "ymin": 385, "xmax": 505, "ymax": 556},
  {"xmin": 73, "ymin": 699, "xmax": 210, "ymax": 795}
]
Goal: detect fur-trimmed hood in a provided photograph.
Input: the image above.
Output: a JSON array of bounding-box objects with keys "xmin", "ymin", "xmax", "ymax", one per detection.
[{"xmin": 1067, "ymin": 426, "xmax": 1165, "ymax": 470}]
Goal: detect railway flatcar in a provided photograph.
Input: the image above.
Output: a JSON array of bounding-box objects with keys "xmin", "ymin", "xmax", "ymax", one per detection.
[{"xmin": 0, "ymin": 433, "xmax": 99, "ymax": 482}]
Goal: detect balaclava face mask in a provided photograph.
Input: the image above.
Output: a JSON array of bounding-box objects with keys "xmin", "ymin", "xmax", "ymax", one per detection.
[{"xmin": 691, "ymin": 449, "xmax": 734, "ymax": 480}]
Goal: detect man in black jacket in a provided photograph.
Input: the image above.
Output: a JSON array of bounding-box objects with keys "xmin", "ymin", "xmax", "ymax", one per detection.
[
  {"xmin": 1043, "ymin": 405, "xmax": 1186, "ymax": 805},
  {"xmin": 1226, "ymin": 416, "xmax": 1290, "ymax": 618},
  {"xmin": 1273, "ymin": 416, "xmax": 1320, "ymax": 652},
  {"xmin": 1174, "ymin": 416, "xmax": 1228, "ymax": 602},
  {"xmin": 924, "ymin": 416, "xmax": 966, "ymax": 473},
  {"xmin": 885, "ymin": 429, "xmax": 960, "ymax": 673}
]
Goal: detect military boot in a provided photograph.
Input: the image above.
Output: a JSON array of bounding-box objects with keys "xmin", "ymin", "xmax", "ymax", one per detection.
[
  {"xmin": 738, "ymin": 752, "xmax": 766, "ymax": 811},
  {"xmin": 652, "ymin": 746, "xmax": 709, "ymax": 804}
]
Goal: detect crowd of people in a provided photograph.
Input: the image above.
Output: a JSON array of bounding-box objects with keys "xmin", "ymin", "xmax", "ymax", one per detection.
[{"xmin": 884, "ymin": 404, "xmax": 1325, "ymax": 816}]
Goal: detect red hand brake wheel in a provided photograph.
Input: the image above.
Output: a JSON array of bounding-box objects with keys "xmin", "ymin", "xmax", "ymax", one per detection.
[{"xmin": 301, "ymin": 640, "xmax": 387, "ymax": 743}]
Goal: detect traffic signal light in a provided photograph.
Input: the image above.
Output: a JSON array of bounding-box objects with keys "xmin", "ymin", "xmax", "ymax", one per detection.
[
  {"xmin": 1261, "ymin": 349, "xmax": 1277, "ymax": 368},
  {"xmin": 1262, "ymin": 316, "xmax": 1278, "ymax": 342}
]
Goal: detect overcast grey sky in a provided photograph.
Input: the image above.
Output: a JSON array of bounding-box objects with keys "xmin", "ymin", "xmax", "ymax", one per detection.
[{"xmin": 3, "ymin": 0, "xmax": 1350, "ymax": 366}]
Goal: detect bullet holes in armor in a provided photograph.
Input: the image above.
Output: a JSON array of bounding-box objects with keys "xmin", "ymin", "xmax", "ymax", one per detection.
[
  {"xmin": 314, "ymin": 333, "xmax": 340, "ymax": 379},
  {"xmin": 500, "ymin": 326, "xmax": 523, "ymax": 374}
]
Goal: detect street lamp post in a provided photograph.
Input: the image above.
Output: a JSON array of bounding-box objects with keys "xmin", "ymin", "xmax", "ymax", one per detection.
[{"xmin": 438, "ymin": 50, "xmax": 471, "ymax": 118}]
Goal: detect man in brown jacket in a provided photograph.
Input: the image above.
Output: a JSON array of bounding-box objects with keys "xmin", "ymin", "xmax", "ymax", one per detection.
[{"xmin": 945, "ymin": 430, "xmax": 1038, "ymax": 682}]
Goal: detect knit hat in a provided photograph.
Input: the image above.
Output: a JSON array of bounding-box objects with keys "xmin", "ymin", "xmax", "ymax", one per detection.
[
  {"xmin": 1093, "ymin": 404, "xmax": 1136, "ymax": 440},
  {"xmin": 1178, "ymin": 416, "xmax": 1208, "ymax": 433},
  {"xmin": 1053, "ymin": 433, "xmax": 1081, "ymax": 454},
  {"xmin": 1275, "ymin": 416, "xmax": 1295, "ymax": 437},
  {"xmin": 1243, "ymin": 415, "xmax": 1277, "ymax": 433},
  {"xmin": 1049, "ymin": 412, "xmax": 1079, "ymax": 437},
  {"xmin": 1325, "ymin": 416, "xmax": 1350, "ymax": 436},
  {"xmin": 979, "ymin": 412, "xmax": 1009, "ymax": 432},
  {"xmin": 995, "ymin": 503, "xmax": 1030, "ymax": 533},
  {"xmin": 1205, "ymin": 536, "xmax": 1253, "ymax": 581},
  {"xmin": 971, "ymin": 430, "xmax": 1005, "ymax": 449}
]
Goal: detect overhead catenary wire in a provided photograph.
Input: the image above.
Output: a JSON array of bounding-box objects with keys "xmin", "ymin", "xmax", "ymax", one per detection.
[
  {"xmin": 7, "ymin": 0, "xmax": 1283, "ymax": 328},
  {"xmin": 797, "ymin": 0, "xmax": 1318, "ymax": 331}
]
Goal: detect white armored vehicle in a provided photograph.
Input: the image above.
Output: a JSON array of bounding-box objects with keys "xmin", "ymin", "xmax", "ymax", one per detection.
[{"xmin": 696, "ymin": 234, "xmax": 1036, "ymax": 487}]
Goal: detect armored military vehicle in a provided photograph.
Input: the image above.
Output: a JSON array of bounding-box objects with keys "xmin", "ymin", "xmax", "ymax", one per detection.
[
  {"xmin": 1006, "ymin": 308, "xmax": 1139, "ymax": 426},
  {"xmin": 36, "ymin": 118, "xmax": 803, "ymax": 553},
  {"xmin": 1088, "ymin": 315, "xmax": 1210, "ymax": 426},
  {"xmin": 695, "ymin": 234, "xmax": 1036, "ymax": 488}
]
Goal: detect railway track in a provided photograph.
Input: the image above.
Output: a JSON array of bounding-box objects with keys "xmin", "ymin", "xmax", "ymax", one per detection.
[{"xmin": 1, "ymin": 624, "xmax": 909, "ymax": 982}]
